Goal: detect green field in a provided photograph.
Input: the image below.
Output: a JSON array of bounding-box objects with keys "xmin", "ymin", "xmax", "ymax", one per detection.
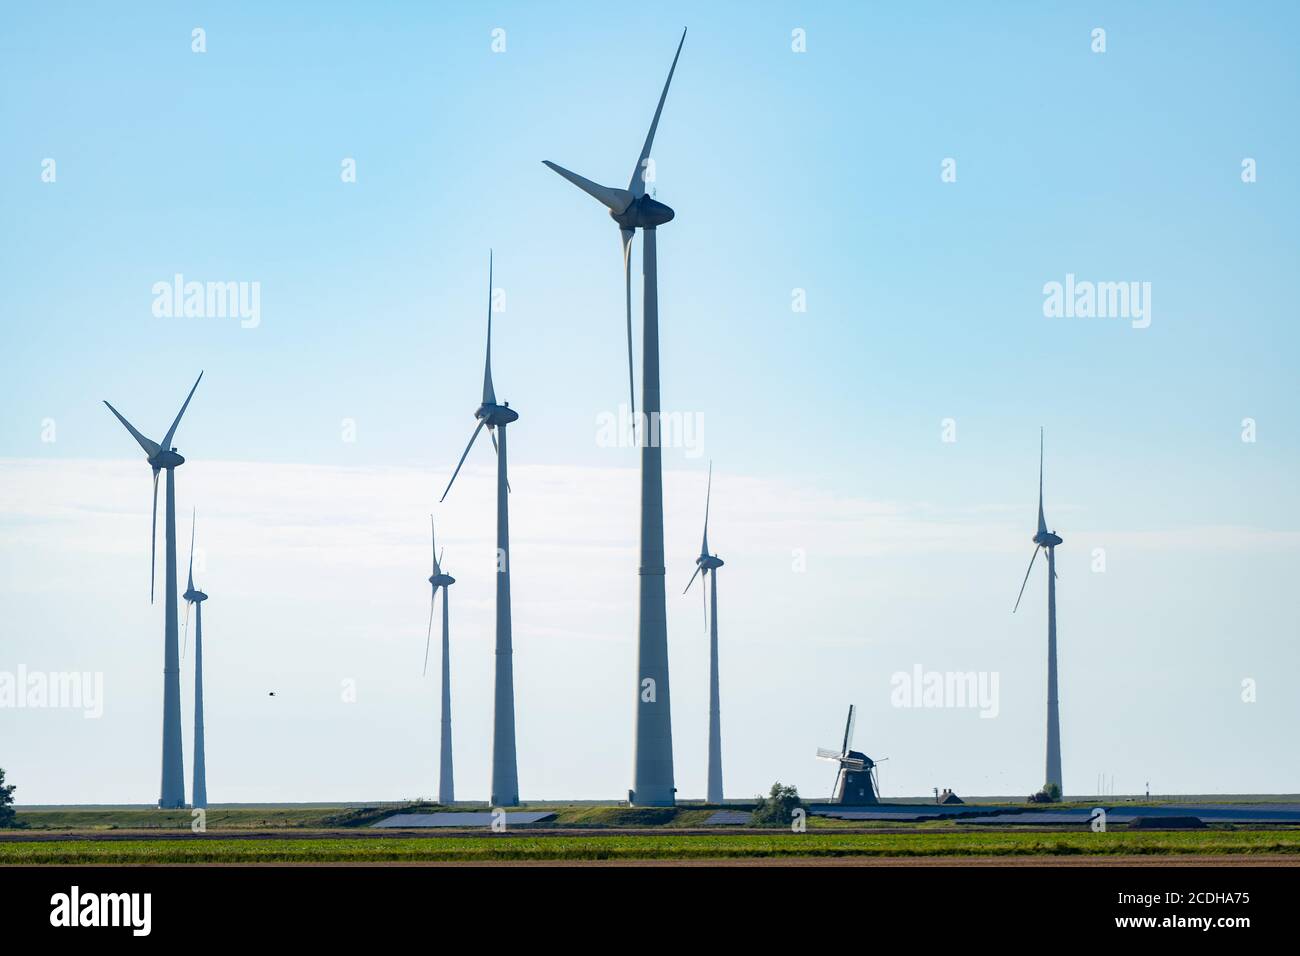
[
  {"xmin": 13, "ymin": 800, "xmax": 1300, "ymax": 834},
  {"xmin": 3, "ymin": 830, "xmax": 1299, "ymax": 864},
  {"xmin": 12, "ymin": 806, "xmax": 389, "ymax": 830},
  {"xmin": 6, "ymin": 804, "xmax": 943, "ymax": 830}
]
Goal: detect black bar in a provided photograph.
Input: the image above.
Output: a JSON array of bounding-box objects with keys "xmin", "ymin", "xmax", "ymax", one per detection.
[{"xmin": 0, "ymin": 863, "xmax": 1287, "ymax": 941}]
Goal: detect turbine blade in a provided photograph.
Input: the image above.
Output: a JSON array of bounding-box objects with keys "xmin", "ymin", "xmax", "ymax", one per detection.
[
  {"xmin": 440, "ymin": 420, "xmax": 486, "ymax": 503},
  {"xmin": 182, "ymin": 599, "xmax": 191, "ymax": 661},
  {"xmin": 423, "ymin": 587, "xmax": 437, "ymax": 676},
  {"xmin": 1013, "ymin": 546, "xmax": 1042, "ymax": 613},
  {"xmin": 103, "ymin": 401, "xmax": 160, "ymax": 458},
  {"xmin": 483, "ymin": 251, "xmax": 496, "ymax": 406},
  {"xmin": 430, "ymin": 514, "xmax": 438, "ymax": 576},
  {"xmin": 701, "ymin": 460, "xmax": 713, "ymax": 555},
  {"xmin": 150, "ymin": 468, "xmax": 159, "ymax": 604},
  {"xmin": 1037, "ymin": 427, "xmax": 1047, "ymax": 537},
  {"xmin": 489, "ymin": 430, "xmax": 513, "ymax": 494},
  {"xmin": 541, "ymin": 161, "xmax": 633, "ymax": 214},
  {"xmin": 701, "ymin": 570, "xmax": 708, "ymax": 631},
  {"xmin": 842, "ymin": 705, "xmax": 856, "ymax": 755},
  {"xmin": 160, "ymin": 371, "xmax": 203, "ymax": 453},
  {"xmin": 187, "ymin": 507, "xmax": 196, "ymax": 593},
  {"xmin": 629, "ymin": 27, "xmax": 687, "ymax": 198},
  {"xmin": 621, "ymin": 228, "xmax": 637, "ymax": 426},
  {"xmin": 683, "ymin": 563, "xmax": 702, "ymax": 594}
]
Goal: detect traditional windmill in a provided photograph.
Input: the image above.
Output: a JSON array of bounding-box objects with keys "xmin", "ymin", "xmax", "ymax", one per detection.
[{"xmin": 816, "ymin": 705, "xmax": 882, "ymax": 805}]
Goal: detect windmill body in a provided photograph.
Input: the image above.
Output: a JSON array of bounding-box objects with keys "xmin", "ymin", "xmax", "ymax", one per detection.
[
  {"xmin": 424, "ymin": 518, "xmax": 456, "ymax": 805},
  {"xmin": 1014, "ymin": 429, "xmax": 1064, "ymax": 795},
  {"xmin": 545, "ymin": 29, "xmax": 686, "ymax": 806},
  {"xmin": 684, "ymin": 464, "xmax": 724, "ymax": 803},
  {"xmin": 182, "ymin": 515, "xmax": 208, "ymax": 810},
  {"xmin": 104, "ymin": 372, "xmax": 202, "ymax": 809},
  {"xmin": 441, "ymin": 254, "xmax": 519, "ymax": 807},
  {"xmin": 816, "ymin": 705, "xmax": 881, "ymax": 806}
]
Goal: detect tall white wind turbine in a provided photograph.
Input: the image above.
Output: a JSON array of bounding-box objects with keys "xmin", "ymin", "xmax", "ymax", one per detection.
[
  {"xmin": 182, "ymin": 510, "xmax": 208, "ymax": 809},
  {"xmin": 440, "ymin": 252, "xmax": 520, "ymax": 806},
  {"xmin": 423, "ymin": 516, "xmax": 456, "ymax": 804},
  {"xmin": 683, "ymin": 463, "xmax": 724, "ymax": 803},
  {"xmin": 104, "ymin": 371, "xmax": 203, "ymax": 809},
  {"xmin": 1013, "ymin": 428, "xmax": 1064, "ymax": 796},
  {"xmin": 543, "ymin": 27, "xmax": 687, "ymax": 806}
]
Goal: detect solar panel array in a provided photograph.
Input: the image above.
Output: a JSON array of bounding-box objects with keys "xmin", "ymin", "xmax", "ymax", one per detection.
[
  {"xmin": 702, "ymin": 810, "xmax": 753, "ymax": 826},
  {"xmin": 371, "ymin": 811, "xmax": 556, "ymax": 828}
]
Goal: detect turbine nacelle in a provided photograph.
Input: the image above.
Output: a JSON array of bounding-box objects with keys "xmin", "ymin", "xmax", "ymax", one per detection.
[
  {"xmin": 429, "ymin": 573, "xmax": 456, "ymax": 588},
  {"xmin": 476, "ymin": 402, "xmax": 519, "ymax": 428},
  {"xmin": 183, "ymin": 587, "xmax": 207, "ymax": 604},
  {"xmin": 149, "ymin": 448, "xmax": 185, "ymax": 469},
  {"xmin": 1034, "ymin": 530, "xmax": 1063, "ymax": 548},
  {"xmin": 696, "ymin": 554, "xmax": 724, "ymax": 571},
  {"xmin": 611, "ymin": 193, "xmax": 676, "ymax": 231}
]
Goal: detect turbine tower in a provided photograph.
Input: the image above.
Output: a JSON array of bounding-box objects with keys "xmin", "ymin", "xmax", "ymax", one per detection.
[
  {"xmin": 104, "ymin": 371, "xmax": 203, "ymax": 809},
  {"xmin": 441, "ymin": 252, "xmax": 520, "ymax": 807},
  {"xmin": 423, "ymin": 516, "xmax": 456, "ymax": 805},
  {"xmin": 683, "ymin": 463, "xmax": 724, "ymax": 803},
  {"xmin": 543, "ymin": 27, "xmax": 687, "ymax": 806},
  {"xmin": 182, "ymin": 510, "xmax": 208, "ymax": 809},
  {"xmin": 1013, "ymin": 428, "xmax": 1064, "ymax": 795}
]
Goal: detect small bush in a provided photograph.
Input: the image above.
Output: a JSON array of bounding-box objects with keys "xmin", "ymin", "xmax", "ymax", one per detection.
[
  {"xmin": 752, "ymin": 782, "xmax": 802, "ymax": 827},
  {"xmin": 0, "ymin": 768, "xmax": 18, "ymax": 828},
  {"xmin": 1029, "ymin": 782, "xmax": 1062, "ymax": 804}
]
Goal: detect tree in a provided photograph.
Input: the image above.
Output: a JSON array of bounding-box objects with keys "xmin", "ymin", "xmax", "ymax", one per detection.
[
  {"xmin": 0, "ymin": 768, "xmax": 17, "ymax": 828},
  {"xmin": 752, "ymin": 781, "xmax": 802, "ymax": 827},
  {"xmin": 1029, "ymin": 782, "xmax": 1062, "ymax": 804}
]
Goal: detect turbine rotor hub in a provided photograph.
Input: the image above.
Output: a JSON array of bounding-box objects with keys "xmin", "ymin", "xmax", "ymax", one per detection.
[
  {"xmin": 149, "ymin": 449, "xmax": 185, "ymax": 469},
  {"xmin": 476, "ymin": 403, "xmax": 519, "ymax": 426},
  {"xmin": 611, "ymin": 194, "xmax": 675, "ymax": 230}
]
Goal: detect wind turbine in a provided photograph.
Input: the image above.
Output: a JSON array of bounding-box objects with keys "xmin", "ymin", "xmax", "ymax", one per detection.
[
  {"xmin": 104, "ymin": 371, "xmax": 202, "ymax": 809},
  {"xmin": 683, "ymin": 463, "xmax": 724, "ymax": 803},
  {"xmin": 543, "ymin": 27, "xmax": 686, "ymax": 807},
  {"xmin": 182, "ymin": 510, "xmax": 208, "ymax": 809},
  {"xmin": 1013, "ymin": 428, "xmax": 1064, "ymax": 796},
  {"xmin": 423, "ymin": 516, "xmax": 456, "ymax": 805},
  {"xmin": 440, "ymin": 252, "xmax": 520, "ymax": 807}
]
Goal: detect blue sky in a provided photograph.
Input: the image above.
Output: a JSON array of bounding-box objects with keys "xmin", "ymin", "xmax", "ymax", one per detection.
[{"xmin": 1, "ymin": 2, "xmax": 1297, "ymax": 804}]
